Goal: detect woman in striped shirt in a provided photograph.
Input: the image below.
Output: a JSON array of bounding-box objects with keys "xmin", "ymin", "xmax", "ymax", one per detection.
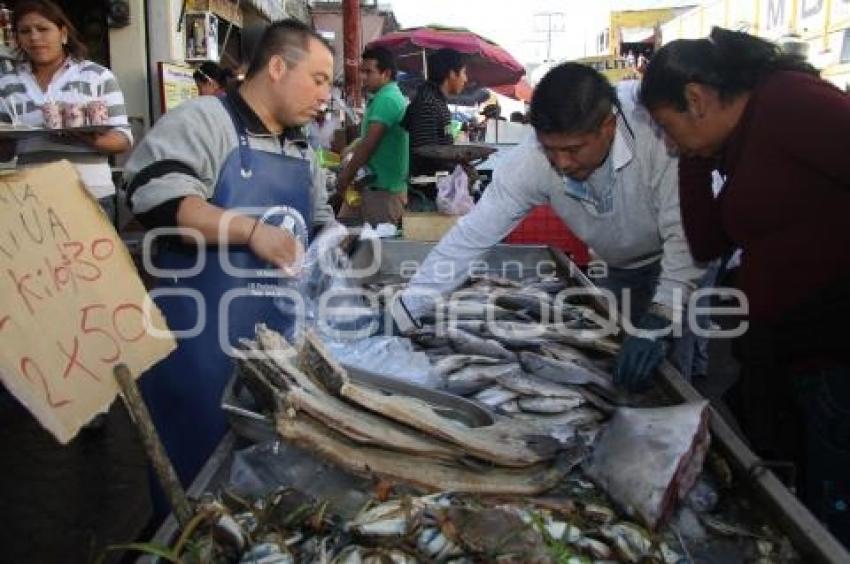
[{"xmin": 0, "ymin": 0, "xmax": 132, "ymax": 216}]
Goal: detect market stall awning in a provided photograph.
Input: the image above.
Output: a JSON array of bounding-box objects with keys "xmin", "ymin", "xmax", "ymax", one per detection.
[
  {"xmin": 491, "ymin": 78, "xmax": 533, "ymax": 103},
  {"xmin": 367, "ymin": 26, "xmax": 525, "ymax": 88}
]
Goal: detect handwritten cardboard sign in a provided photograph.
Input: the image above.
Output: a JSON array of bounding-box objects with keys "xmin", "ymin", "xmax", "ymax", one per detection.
[{"xmin": 0, "ymin": 161, "xmax": 175, "ymax": 444}]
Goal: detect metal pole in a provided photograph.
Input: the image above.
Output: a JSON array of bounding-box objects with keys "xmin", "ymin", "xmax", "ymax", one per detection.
[
  {"xmin": 343, "ymin": 0, "xmax": 361, "ymax": 108},
  {"xmin": 421, "ymin": 49, "xmax": 428, "ymax": 79}
]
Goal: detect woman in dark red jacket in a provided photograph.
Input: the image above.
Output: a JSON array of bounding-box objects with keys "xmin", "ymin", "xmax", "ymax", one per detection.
[{"xmin": 640, "ymin": 27, "xmax": 850, "ymax": 546}]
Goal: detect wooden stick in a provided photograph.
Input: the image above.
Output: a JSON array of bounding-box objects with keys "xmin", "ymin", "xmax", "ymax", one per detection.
[{"xmin": 113, "ymin": 363, "xmax": 193, "ymax": 528}]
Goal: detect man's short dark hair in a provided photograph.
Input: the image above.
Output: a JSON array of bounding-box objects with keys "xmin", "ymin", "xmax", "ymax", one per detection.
[
  {"xmin": 246, "ymin": 18, "xmax": 332, "ymax": 78},
  {"xmin": 362, "ymin": 45, "xmax": 397, "ymax": 80},
  {"xmin": 427, "ymin": 48, "xmax": 465, "ymax": 85},
  {"xmin": 529, "ymin": 62, "xmax": 616, "ymax": 134}
]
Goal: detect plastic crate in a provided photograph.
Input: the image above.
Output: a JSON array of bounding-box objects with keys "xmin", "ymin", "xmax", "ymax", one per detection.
[{"xmin": 504, "ymin": 205, "xmax": 590, "ymax": 266}]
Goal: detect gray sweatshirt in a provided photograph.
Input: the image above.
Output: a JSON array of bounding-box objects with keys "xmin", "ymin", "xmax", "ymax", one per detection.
[{"xmin": 125, "ymin": 93, "xmax": 333, "ymax": 226}]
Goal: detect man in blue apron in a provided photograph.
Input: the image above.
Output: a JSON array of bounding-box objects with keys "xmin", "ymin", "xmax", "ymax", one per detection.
[{"xmin": 124, "ymin": 19, "xmax": 335, "ymax": 492}]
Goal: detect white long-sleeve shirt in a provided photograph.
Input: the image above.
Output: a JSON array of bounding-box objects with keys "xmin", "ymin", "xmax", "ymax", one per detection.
[{"xmin": 401, "ymin": 82, "xmax": 704, "ymax": 319}]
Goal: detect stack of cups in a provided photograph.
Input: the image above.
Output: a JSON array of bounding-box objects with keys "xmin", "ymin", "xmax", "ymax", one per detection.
[
  {"xmin": 42, "ymin": 98, "xmax": 62, "ymax": 129},
  {"xmin": 85, "ymin": 99, "xmax": 108, "ymax": 125},
  {"xmin": 62, "ymin": 100, "xmax": 85, "ymax": 128}
]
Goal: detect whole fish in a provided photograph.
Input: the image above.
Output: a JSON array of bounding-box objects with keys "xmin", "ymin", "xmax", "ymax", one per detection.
[
  {"xmin": 495, "ymin": 370, "xmax": 588, "ymax": 400},
  {"xmin": 517, "ymin": 396, "xmax": 584, "ymax": 414},
  {"xmin": 473, "ymin": 385, "xmax": 520, "ymax": 408},
  {"xmin": 447, "ymin": 328, "xmax": 516, "ymax": 362},
  {"xmin": 444, "ymin": 364, "xmax": 521, "ymax": 396},
  {"xmin": 433, "ymin": 354, "xmax": 508, "ymax": 378},
  {"xmin": 480, "ymin": 320, "xmax": 549, "ymax": 350},
  {"xmin": 515, "ymin": 407, "xmax": 604, "ymax": 428},
  {"xmin": 519, "ymin": 351, "xmax": 616, "ymax": 395},
  {"xmin": 522, "ymin": 277, "xmax": 569, "ymax": 295},
  {"xmin": 468, "ymin": 273, "xmax": 523, "ymax": 288},
  {"xmin": 494, "ymin": 292, "xmax": 554, "ymax": 322}
]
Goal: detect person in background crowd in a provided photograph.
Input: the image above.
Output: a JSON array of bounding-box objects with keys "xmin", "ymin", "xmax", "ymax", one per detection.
[
  {"xmin": 392, "ymin": 63, "xmax": 706, "ymax": 389},
  {"xmin": 402, "ymin": 48, "xmax": 467, "ymax": 176},
  {"xmin": 125, "ymin": 19, "xmax": 334, "ymax": 505},
  {"xmin": 337, "ymin": 45, "xmax": 409, "ymax": 225},
  {"xmin": 0, "ymin": 2, "xmax": 145, "ymax": 561},
  {"xmin": 641, "ymin": 26, "xmax": 850, "ymax": 546},
  {"xmin": 307, "ymin": 106, "xmax": 338, "ymax": 151},
  {"xmin": 193, "ymin": 60, "xmax": 234, "ymax": 96},
  {"xmin": 0, "ymin": 0, "xmax": 132, "ymax": 219},
  {"xmin": 509, "ymin": 110, "xmax": 527, "ymax": 123}
]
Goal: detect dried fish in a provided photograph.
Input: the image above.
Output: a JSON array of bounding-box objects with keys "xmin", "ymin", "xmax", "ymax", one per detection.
[
  {"xmin": 298, "ymin": 329, "xmax": 559, "ymax": 467},
  {"xmin": 276, "ymin": 415, "xmax": 577, "ymax": 495}
]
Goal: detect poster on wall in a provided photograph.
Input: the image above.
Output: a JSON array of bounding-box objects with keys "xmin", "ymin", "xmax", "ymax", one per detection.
[{"xmin": 158, "ymin": 61, "xmax": 199, "ymax": 113}]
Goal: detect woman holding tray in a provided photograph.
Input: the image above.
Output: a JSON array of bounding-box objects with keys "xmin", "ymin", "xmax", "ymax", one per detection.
[{"xmin": 0, "ymin": 0, "xmax": 132, "ymax": 219}]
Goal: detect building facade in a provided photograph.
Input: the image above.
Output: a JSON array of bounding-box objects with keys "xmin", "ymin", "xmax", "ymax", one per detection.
[{"xmin": 659, "ymin": 0, "xmax": 850, "ymax": 90}]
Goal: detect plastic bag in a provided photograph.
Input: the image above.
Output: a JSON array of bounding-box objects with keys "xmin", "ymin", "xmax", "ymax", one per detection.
[
  {"xmin": 436, "ymin": 164, "xmax": 474, "ymax": 215},
  {"xmin": 584, "ymin": 401, "xmax": 711, "ymax": 530},
  {"xmin": 228, "ymin": 440, "xmax": 372, "ymax": 519},
  {"xmin": 274, "ymin": 221, "xmax": 373, "ymax": 339},
  {"xmin": 322, "ymin": 335, "xmax": 440, "ymax": 389}
]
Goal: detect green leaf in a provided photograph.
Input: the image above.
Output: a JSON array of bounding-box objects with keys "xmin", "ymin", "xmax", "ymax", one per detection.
[{"xmin": 97, "ymin": 542, "xmax": 180, "ymax": 563}]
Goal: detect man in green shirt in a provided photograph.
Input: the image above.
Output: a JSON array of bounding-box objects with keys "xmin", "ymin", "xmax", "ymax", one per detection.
[{"xmin": 337, "ymin": 45, "xmax": 410, "ymax": 225}]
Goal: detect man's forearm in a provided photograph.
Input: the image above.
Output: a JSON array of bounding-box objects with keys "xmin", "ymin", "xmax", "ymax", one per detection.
[{"xmin": 175, "ymin": 196, "xmax": 256, "ymax": 244}]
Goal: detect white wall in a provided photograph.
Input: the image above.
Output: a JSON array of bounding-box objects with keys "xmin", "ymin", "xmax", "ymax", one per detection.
[
  {"xmin": 146, "ymin": 0, "xmax": 188, "ymax": 121},
  {"xmin": 108, "ymin": 0, "xmax": 150, "ymax": 130}
]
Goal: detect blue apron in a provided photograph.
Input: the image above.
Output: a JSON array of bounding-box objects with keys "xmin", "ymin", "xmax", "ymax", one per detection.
[{"xmin": 140, "ymin": 96, "xmax": 312, "ymax": 490}]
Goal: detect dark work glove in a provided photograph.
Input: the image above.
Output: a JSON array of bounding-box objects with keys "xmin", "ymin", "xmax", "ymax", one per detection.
[{"xmin": 614, "ymin": 312, "xmax": 672, "ymax": 392}]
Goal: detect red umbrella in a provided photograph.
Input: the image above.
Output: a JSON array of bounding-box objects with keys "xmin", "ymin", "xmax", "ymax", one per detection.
[
  {"xmin": 367, "ymin": 26, "xmax": 525, "ymax": 88},
  {"xmin": 491, "ymin": 78, "xmax": 533, "ymax": 102}
]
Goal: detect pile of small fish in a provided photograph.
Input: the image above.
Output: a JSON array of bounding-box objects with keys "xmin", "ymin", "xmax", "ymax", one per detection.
[{"xmin": 379, "ymin": 274, "xmax": 624, "ymax": 452}]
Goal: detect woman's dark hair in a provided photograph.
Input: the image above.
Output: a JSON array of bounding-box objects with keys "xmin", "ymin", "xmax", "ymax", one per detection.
[
  {"xmin": 13, "ymin": 0, "xmax": 88, "ymax": 61},
  {"xmin": 529, "ymin": 62, "xmax": 616, "ymax": 134},
  {"xmin": 246, "ymin": 18, "xmax": 331, "ymax": 79},
  {"xmin": 193, "ymin": 62, "xmax": 234, "ymax": 87},
  {"xmin": 427, "ymin": 48, "xmax": 465, "ymax": 84},
  {"xmin": 640, "ymin": 26, "xmax": 817, "ymax": 111},
  {"xmin": 362, "ymin": 45, "xmax": 397, "ymax": 80}
]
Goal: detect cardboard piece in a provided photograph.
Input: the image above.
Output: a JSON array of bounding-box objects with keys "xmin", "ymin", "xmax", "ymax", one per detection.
[
  {"xmin": 0, "ymin": 161, "xmax": 175, "ymax": 444},
  {"xmin": 402, "ymin": 212, "xmax": 460, "ymax": 242}
]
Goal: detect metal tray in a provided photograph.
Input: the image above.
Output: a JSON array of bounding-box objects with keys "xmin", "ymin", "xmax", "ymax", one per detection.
[
  {"xmin": 0, "ymin": 124, "xmax": 113, "ymax": 139},
  {"xmin": 412, "ymin": 143, "xmax": 497, "ymax": 163},
  {"xmin": 221, "ymin": 362, "xmax": 495, "ymax": 443}
]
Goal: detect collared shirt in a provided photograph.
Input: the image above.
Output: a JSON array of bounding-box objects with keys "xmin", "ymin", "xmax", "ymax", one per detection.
[
  {"xmin": 402, "ymin": 81, "xmax": 704, "ymax": 315},
  {"xmin": 362, "ymin": 81, "xmax": 409, "ymax": 192},
  {"xmin": 125, "ymin": 88, "xmax": 333, "ymax": 229},
  {"xmin": 0, "ymin": 58, "xmax": 132, "ymax": 198}
]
